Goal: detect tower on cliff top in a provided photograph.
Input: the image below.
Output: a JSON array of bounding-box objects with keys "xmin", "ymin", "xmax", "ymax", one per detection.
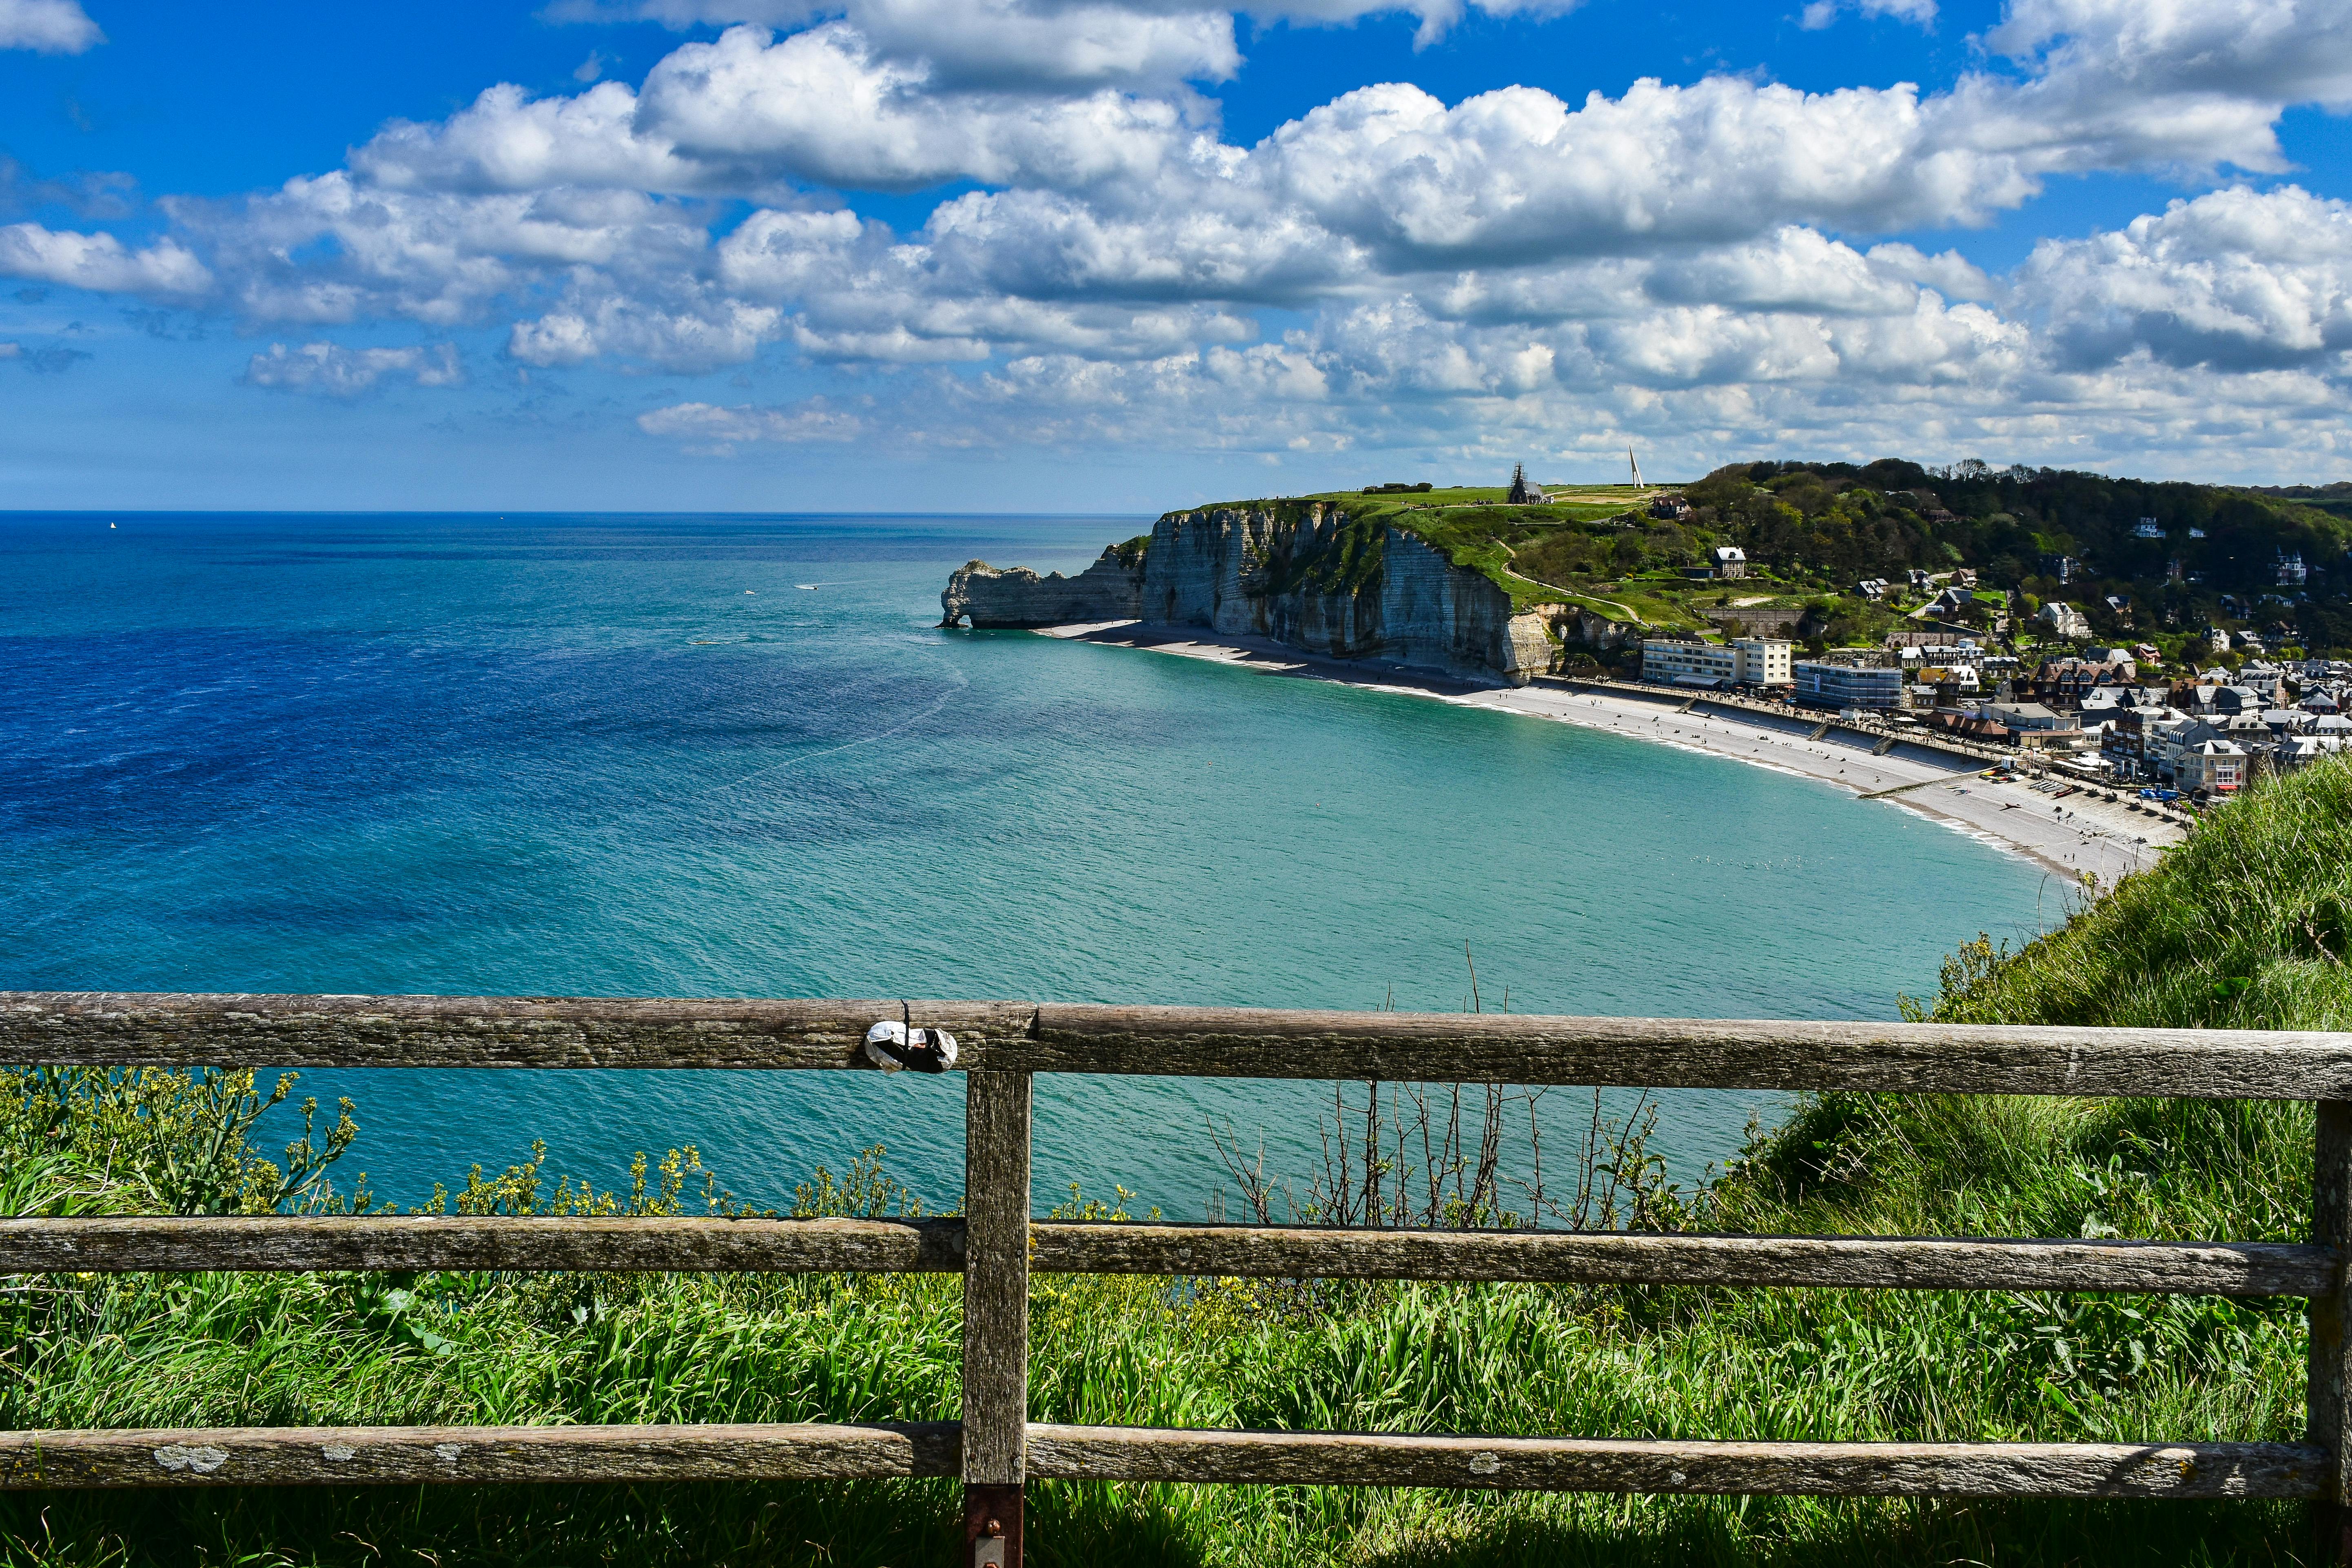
[
  {"xmin": 1507, "ymin": 463, "xmax": 1547, "ymax": 505},
  {"xmin": 1628, "ymin": 446, "xmax": 1643, "ymax": 488}
]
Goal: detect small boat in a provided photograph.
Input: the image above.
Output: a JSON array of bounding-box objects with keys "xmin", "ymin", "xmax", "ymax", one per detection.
[{"xmin": 796, "ymin": 583, "xmax": 818, "ymax": 591}]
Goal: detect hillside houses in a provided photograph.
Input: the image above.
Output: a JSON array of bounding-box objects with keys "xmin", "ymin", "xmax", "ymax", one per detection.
[
  {"xmin": 2086, "ymin": 665, "xmax": 2352, "ymax": 794},
  {"xmin": 2038, "ymin": 602, "xmax": 2094, "ymax": 638}
]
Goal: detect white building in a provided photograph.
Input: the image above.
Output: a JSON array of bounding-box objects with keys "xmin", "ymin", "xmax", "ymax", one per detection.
[
  {"xmin": 2038, "ymin": 602, "xmax": 2093, "ymax": 639},
  {"xmin": 2176, "ymin": 739, "xmax": 2246, "ymax": 794},
  {"xmin": 1736, "ymin": 637, "xmax": 1793, "ymax": 685},
  {"xmin": 1642, "ymin": 637, "xmax": 1792, "ymax": 688}
]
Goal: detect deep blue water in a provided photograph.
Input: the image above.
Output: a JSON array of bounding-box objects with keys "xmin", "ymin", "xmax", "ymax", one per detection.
[{"xmin": 0, "ymin": 514, "xmax": 2054, "ymax": 1216}]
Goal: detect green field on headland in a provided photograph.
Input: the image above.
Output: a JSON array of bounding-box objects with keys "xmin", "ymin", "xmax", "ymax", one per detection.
[
  {"xmin": 1215, "ymin": 460, "xmax": 2352, "ymax": 659},
  {"xmin": 8, "ymin": 761, "xmax": 2352, "ymax": 1565}
]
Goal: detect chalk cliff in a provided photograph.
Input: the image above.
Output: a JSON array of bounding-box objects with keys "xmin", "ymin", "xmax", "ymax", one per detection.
[
  {"xmin": 943, "ymin": 503, "xmax": 1556, "ymax": 685},
  {"xmin": 939, "ymin": 545, "xmax": 1145, "ymax": 628}
]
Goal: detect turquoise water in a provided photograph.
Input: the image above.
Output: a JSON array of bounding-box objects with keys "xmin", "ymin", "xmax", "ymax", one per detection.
[{"xmin": 0, "ymin": 514, "xmax": 2054, "ymax": 1216}]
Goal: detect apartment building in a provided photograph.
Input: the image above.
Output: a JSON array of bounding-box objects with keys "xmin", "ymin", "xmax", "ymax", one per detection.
[{"xmin": 1642, "ymin": 638, "xmax": 1793, "ymax": 688}]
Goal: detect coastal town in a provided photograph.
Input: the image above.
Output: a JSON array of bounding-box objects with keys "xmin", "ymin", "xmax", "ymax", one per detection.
[
  {"xmin": 1384, "ymin": 457, "xmax": 2352, "ymax": 816},
  {"xmin": 944, "ymin": 457, "xmax": 2352, "ymax": 885},
  {"xmin": 1635, "ymin": 631, "xmax": 2352, "ymax": 805}
]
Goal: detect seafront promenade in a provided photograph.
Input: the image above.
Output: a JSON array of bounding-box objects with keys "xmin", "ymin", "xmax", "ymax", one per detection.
[{"xmin": 1541, "ymin": 675, "xmax": 2010, "ymax": 769}]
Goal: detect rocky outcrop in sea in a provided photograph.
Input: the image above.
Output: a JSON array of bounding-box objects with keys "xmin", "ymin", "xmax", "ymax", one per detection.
[
  {"xmin": 938, "ymin": 545, "xmax": 1145, "ymax": 628},
  {"xmin": 941, "ymin": 503, "xmax": 1555, "ymax": 685}
]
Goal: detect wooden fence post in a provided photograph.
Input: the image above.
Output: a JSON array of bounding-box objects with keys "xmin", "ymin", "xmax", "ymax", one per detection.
[
  {"xmin": 2312, "ymin": 1100, "xmax": 2352, "ymax": 1566},
  {"xmin": 962, "ymin": 1071, "xmax": 1032, "ymax": 1568}
]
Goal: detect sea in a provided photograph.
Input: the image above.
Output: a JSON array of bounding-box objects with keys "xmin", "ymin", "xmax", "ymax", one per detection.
[{"xmin": 0, "ymin": 513, "xmax": 2058, "ymax": 1218}]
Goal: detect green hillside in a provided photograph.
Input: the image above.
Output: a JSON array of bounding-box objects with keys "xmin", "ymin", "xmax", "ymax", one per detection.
[{"xmin": 1182, "ymin": 462, "xmax": 2352, "ymax": 659}]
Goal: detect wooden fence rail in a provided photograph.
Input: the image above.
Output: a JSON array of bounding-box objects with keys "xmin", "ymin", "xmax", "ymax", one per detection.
[
  {"xmin": 0, "ymin": 1216, "xmax": 2332, "ymax": 1296},
  {"xmin": 9, "ymin": 991, "xmax": 2352, "ymax": 1098},
  {"xmin": 2, "ymin": 990, "xmax": 2347, "ymax": 1566}
]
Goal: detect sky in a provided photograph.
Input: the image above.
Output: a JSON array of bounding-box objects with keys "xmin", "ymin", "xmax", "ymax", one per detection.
[{"xmin": 0, "ymin": 0, "xmax": 2348, "ymax": 511}]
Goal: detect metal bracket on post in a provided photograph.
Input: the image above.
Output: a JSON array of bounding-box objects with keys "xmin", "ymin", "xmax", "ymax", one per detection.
[
  {"xmin": 962, "ymin": 1481, "xmax": 1023, "ymax": 1567},
  {"xmin": 962, "ymin": 1070, "xmax": 1032, "ymax": 1568},
  {"xmin": 2311, "ymin": 1100, "xmax": 2352, "ymax": 1566}
]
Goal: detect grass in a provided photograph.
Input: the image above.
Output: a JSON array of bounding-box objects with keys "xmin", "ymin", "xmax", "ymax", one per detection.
[
  {"xmin": 1179, "ymin": 490, "xmax": 1651, "ymax": 614},
  {"xmin": 9, "ymin": 761, "xmax": 2352, "ymax": 1565},
  {"xmin": 1172, "ymin": 486, "xmax": 1735, "ymax": 628}
]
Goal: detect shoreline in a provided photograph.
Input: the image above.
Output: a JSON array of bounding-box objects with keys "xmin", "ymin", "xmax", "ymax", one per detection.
[{"xmin": 1036, "ymin": 621, "xmax": 2185, "ymax": 887}]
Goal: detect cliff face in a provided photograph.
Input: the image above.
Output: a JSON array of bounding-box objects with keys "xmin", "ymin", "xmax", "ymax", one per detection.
[
  {"xmin": 940, "ymin": 504, "xmax": 1554, "ymax": 685},
  {"xmin": 1142, "ymin": 504, "xmax": 1551, "ymax": 685},
  {"xmin": 939, "ymin": 546, "xmax": 1144, "ymax": 628}
]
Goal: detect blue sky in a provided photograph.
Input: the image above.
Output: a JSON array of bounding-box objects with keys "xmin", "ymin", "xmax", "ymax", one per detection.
[{"xmin": 1, "ymin": 0, "xmax": 2348, "ymax": 510}]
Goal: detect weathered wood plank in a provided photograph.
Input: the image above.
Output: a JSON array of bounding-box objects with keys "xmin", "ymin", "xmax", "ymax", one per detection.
[
  {"xmin": 0, "ymin": 992, "xmax": 1035, "ymax": 1071},
  {"xmin": 3, "ymin": 1218, "xmax": 2327, "ymax": 1297},
  {"xmin": 0, "ymin": 1215, "xmax": 964, "ymax": 1275},
  {"xmin": 8, "ymin": 1421, "xmax": 2317, "ymax": 1501},
  {"xmin": 8, "ymin": 992, "xmax": 2352, "ymax": 1098},
  {"xmin": 0, "ymin": 1422, "xmax": 960, "ymax": 1489},
  {"xmin": 2309, "ymin": 1101, "xmax": 2352, "ymax": 1561},
  {"xmin": 1030, "ymin": 1224, "xmax": 2336, "ymax": 1297},
  {"xmin": 1023, "ymin": 1425, "xmax": 2327, "ymax": 1499},
  {"xmin": 962, "ymin": 1072, "xmax": 1031, "ymax": 1489},
  {"xmin": 1021, "ymin": 1005, "xmax": 2352, "ymax": 1098}
]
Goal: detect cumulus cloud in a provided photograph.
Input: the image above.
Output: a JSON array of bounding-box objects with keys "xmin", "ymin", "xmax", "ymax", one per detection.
[
  {"xmin": 1798, "ymin": 0, "xmax": 1935, "ymax": 31},
  {"xmin": 548, "ymin": 1, "xmax": 1580, "ymax": 83},
  {"xmin": 353, "ymin": 82, "xmax": 711, "ymax": 195},
  {"xmin": 0, "ymin": 223, "xmax": 210, "ymax": 295},
  {"xmin": 547, "ymin": 0, "xmax": 1237, "ymax": 89},
  {"xmin": 242, "ymin": 341, "xmax": 465, "ymax": 396},
  {"xmin": 1971, "ymin": 0, "xmax": 2352, "ymax": 180},
  {"xmin": 2016, "ymin": 185, "xmax": 2352, "ymax": 372},
  {"xmin": 1251, "ymin": 78, "xmax": 2030, "ymax": 266},
  {"xmin": 634, "ymin": 24, "xmax": 1207, "ymax": 192},
  {"xmin": 0, "ymin": 0, "xmax": 101, "ymax": 53},
  {"xmin": 507, "ymin": 288, "xmax": 784, "ymax": 370},
  {"xmin": 636, "ymin": 395, "xmax": 865, "ymax": 450},
  {"xmin": 13, "ymin": 0, "xmax": 2352, "ymax": 473},
  {"xmin": 168, "ymin": 174, "xmax": 708, "ymax": 327},
  {"xmin": 339, "ymin": 4, "xmax": 2352, "ymax": 271},
  {"xmin": 1863, "ymin": 242, "xmax": 1994, "ymax": 301},
  {"xmin": 1991, "ymin": 0, "xmax": 2352, "ymax": 112}
]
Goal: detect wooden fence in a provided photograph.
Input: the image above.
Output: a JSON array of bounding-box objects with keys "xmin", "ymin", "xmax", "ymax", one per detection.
[{"xmin": 2, "ymin": 990, "xmax": 2348, "ymax": 1566}]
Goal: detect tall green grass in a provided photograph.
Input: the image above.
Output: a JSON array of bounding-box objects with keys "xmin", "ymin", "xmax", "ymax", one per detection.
[{"xmin": 8, "ymin": 761, "xmax": 2352, "ymax": 1566}]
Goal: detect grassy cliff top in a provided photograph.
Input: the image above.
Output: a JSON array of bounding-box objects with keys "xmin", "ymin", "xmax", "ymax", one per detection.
[
  {"xmin": 1161, "ymin": 485, "xmax": 1678, "ymax": 615},
  {"xmin": 1169, "ymin": 483, "xmax": 1653, "ymax": 528}
]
